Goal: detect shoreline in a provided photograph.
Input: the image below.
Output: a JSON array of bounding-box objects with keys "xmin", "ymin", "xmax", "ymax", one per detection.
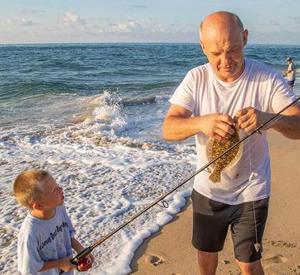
[{"xmin": 131, "ymin": 130, "xmax": 300, "ymax": 274}]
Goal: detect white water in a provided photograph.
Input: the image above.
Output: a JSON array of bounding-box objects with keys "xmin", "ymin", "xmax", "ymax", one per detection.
[{"xmin": 0, "ymin": 91, "xmax": 197, "ymax": 274}]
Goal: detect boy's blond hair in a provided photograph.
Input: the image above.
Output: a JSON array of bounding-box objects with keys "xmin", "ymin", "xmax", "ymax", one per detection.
[{"xmin": 13, "ymin": 169, "xmax": 50, "ymax": 209}]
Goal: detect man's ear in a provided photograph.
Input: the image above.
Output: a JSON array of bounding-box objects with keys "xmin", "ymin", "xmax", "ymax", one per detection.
[
  {"xmin": 200, "ymin": 40, "xmax": 206, "ymax": 55},
  {"xmin": 242, "ymin": 29, "xmax": 248, "ymax": 46}
]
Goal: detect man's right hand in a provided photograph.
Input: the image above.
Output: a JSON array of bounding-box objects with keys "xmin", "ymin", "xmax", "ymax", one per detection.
[
  {"xmin": 163, "ymin": 104, "xmax": 236, "ymax": 141},
  {"xmin": 200, "ymin": 113, "xmax": 236, "ymax": 141}
]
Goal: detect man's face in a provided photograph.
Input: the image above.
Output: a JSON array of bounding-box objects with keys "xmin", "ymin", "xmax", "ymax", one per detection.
[
  {"xmin": 201, "ymin": 29, "xmax": 248, "ymax": 82},
  {"xmin": 39, "ymin": 176, "xmax": 64, "ymax": 209}
]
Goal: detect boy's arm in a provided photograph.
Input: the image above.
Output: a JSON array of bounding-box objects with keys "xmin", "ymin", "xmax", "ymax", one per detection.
[
  {"xmin": 71, "ymin": 237, "xmax": 95, "ymax": 267},
  {"xmin": 38, "ymin": 237, "xmax": 84, "ymax": 272},
  {"xmin": 39, "ymin": 257, "xmax": 75, "ymax": 272},
  {"xmin": 71, "ymin": 237, "xmax": 85, "ymax": 253}
]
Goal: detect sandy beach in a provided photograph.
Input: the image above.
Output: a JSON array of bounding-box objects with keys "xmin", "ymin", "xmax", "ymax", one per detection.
[{"xmin": 131, "ymin": 130, "xmax": 300, "ymax": 275}]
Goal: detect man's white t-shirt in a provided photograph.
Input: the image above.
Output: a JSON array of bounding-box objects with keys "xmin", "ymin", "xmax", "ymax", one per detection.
[{"xmin": 170, "ymin": 59, "xmax": 296, "ymax": 204}]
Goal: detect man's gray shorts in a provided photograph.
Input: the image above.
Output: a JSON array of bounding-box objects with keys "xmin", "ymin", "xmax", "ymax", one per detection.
[{"xmin": 191, "ymin": 189, "xmax": 269, "ymax": 263}]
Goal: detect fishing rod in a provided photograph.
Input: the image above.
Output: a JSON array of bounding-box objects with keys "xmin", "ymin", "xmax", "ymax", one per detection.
[{"xmin": 69, "ymin": 96, "xmax": 300, "ymax": 271}]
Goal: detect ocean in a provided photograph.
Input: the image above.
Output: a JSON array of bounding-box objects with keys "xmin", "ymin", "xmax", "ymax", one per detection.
[{"xmin": 0, "ymin": 43, "xmax": 299, "ymax": 274}]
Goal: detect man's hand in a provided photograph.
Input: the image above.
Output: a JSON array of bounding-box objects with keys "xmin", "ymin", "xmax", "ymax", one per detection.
[
  {"xmin": 201, "ymin": 113, "xmax": 236, "ymax": 141},
  {"xmin": 235, "ymin": 107, "xmax": 272, "ymax": 132}
]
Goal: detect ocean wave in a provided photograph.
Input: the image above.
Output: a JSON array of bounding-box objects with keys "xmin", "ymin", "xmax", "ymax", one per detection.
[
  {"xmin": 74, "ymin": 92, "xmax": 161, "ymax": 126},
  {"xmin": 72, "ymin": 92, "xmax": 125, "ymax": 130},
  {"xmin": 0, "ymin": 80, "xmax": 77, "ymax": 100},
  {"xmin": 122, "ymin": 96, "xmax": 156, "ymax": 106}
]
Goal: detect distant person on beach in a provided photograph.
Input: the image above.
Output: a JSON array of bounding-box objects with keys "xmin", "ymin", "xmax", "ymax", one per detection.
[
  {"xmin": 283, "ymin": 57, "xmax": 296, "ymax": 90},
  {"xmin": 163, "ymin": 11, "xmax": 300, "ymax": 275},
  {"xmin": 13, "ymin": 169, "xmax": 93, "ymax": 275}
]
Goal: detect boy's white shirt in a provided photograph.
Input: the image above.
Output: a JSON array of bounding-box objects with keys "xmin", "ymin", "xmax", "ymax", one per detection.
[
  {"xmin": 18, "ymin": 205, "xmax": 75, "ymax": 275},
  {"xmin": 170, "ymin": 58, "xmax": 296, "ymax": 204}
]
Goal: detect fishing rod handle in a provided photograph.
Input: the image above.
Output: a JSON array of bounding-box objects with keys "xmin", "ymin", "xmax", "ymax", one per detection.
[
  {"xmin": 70, "ymin": 246, "xmax": 94, "ymax": 265},
  {"xmin": 59, "ymin": 246, "xmax": 93, "ymax": 274}
]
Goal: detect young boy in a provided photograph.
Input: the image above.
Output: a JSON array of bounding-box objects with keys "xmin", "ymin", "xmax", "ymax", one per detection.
[{"xmin": 13, "ymin": 169, "xmax": 93, "ymax": 274}]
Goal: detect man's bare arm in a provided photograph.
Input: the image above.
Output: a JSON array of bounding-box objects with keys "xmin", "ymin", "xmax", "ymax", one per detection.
[
  {"xmin": 235, "ymin": 103, "xmax": 300, "ymax": 139},
  {"xmin": 162, "ymin": 104, "xmax": 235, "ymax": 141},
  {"xmin": 271, "ymin": 104, "xmax": 300, "ymax": 139}
]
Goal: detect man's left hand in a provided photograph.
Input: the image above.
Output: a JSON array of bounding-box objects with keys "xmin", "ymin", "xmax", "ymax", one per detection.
[{"xmin": 234, "ymin": 107, "xmax": 271, "ymax": 132}]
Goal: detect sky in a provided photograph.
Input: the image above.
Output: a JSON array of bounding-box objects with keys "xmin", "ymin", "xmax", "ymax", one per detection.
[{"xmin": 1, "ymin": 0, "xmax": 300, "ymax": 45}]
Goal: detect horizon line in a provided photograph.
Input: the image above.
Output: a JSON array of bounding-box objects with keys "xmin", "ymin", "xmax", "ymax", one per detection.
[{"xmin": 1, "ymin": 42, "xmax": 300, "ymax": 47}]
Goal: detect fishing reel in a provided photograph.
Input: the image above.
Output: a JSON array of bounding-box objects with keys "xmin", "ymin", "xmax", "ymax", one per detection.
[
  {"xmin": 71, "ymin": 256, "xmax": 92, "ymax": 272},
  {"xmin": 59, "ymin": 249, "xmax": 93, "ymax": 274},
  {"xmin": 70, "ymin": 246, "xmax": 93, "ymax": 272}
]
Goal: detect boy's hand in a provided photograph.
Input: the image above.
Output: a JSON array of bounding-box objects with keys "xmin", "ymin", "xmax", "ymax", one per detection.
[
  {"xmin": 87, "ymin": 253, "xmax": 95, "ymax": 264},
  {"xmin": 71, "ymin": 237, "xmax": 94, "ymax": 271},
  {"xmin": 59, "ymin": 257, "xmax": 76, "ymax": 272}
]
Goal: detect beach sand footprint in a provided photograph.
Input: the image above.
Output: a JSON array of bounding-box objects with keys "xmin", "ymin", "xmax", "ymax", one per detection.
[
  {"xmin": 145, "ymin": 254, "xmax": 165, "ymax": 266},
  {"xmin": 263, "ymin": 254, "xmax": 288, "ymax": 269}
]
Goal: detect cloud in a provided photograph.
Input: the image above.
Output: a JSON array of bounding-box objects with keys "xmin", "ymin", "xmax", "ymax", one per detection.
[
  {"xmin": 109, "ymin": 21, "xmax": 143, "ymax": 33},
  {"xmin": 268, "ymin": 20, "xmax": 280, "ymax": 26},
  {"xmin": 98, "ymin": 19, "xmax": 166, "ymax": 34},
  {"xmin": 130, "ymin": 5, "xmax": 146, "ymax": 9},
  {"xmin": 63, "ymin": 11, "xmax": 86, "ymax": 27},
  {"xmin": 6, "ymin": 18, "xmax": 37, "ymax": 27},
  {"xmin": 123, "ymin": 4, "xmax": 146, "ymax": 9},
  {"xmin": 294, "ymin": 17, "xmax": 300, "ymax": 25},
  {"xmin": 20, "ymin": 9, "xmax": 45, "ymax": 15}
]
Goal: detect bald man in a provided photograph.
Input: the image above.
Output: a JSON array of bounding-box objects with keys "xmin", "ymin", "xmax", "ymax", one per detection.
[{"xmin": 163, "ymin": 11, "xmax": 300, "ymax": 275}]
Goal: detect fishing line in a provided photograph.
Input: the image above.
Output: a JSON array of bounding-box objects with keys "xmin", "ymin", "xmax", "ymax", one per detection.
[
  {"xmin": 69, "ymin": 96, "xmax": 300, "ymax": 267},
  {"xmin": 246, "ymin": 136, "xmax": 261, "ymax": 252}
]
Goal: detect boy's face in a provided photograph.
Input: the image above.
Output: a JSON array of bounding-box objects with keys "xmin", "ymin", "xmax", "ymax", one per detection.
[{"xmin": 39, "ymin": 176, "xmax": 64, "ymax": 209}]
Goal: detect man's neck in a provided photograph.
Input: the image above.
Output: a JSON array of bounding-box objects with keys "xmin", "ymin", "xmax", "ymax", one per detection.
[{"xmin": 31, "ymin": 208, "xmax": 56, "ymax": 220}]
